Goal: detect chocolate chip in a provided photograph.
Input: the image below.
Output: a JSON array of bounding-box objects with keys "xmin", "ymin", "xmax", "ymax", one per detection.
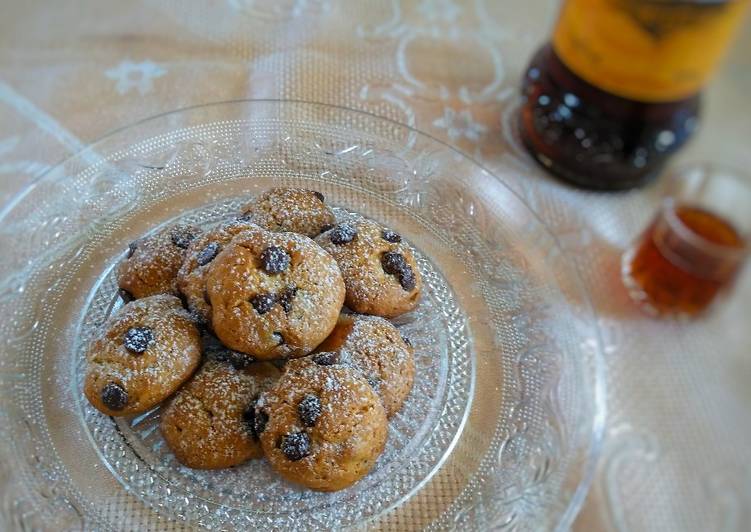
[
  {"xmin": 399, "ymin": 266, "xmax": 417, "ymax": 291},
  {"xmin": 273, "ymin": 332, "xmax": 285, "ymax": 345},
  {"xmin": 329, "ymin": 223, "xmax": 357, "ymax": 245},
  {"xmin": 271, "ymin": 359, "xmax": 288, "ymax": 371},
  {"xmin": 242, "ymin": 408, "xmax": 256, "ymax": 437},
  {"xmin": 170, "ymin": 226, "xmax": 200, "ymax": 249},
  {"xmin": 311, "ymin": 190, "xmax": 325, "ymax": 202},
  {"xmin": 187, "ymin": 308, "xmax": 209, "ymax": 330},
  {"xmin": 254, "ymin": 406, "xmax": 269, "ymax": 436},
  {"xmin": 278, "ymin": 285, "xmax": 297, "ymax": 313},
  {"xmin": 381, "ymin": 251, "xmax": 408, "ymax": 275},
  {"xmin": 367, "ymin": 374, "xmax": 381, "ymax": 389},
  {"xmin": 402, "ymin": 335, "xmax": 412, "ymax": 347},
  {"xmin": 312, "ymin": 352, "xmax": 338, "ymax": 366},
  {"xmin": 201, "ymin": 332, "xmax": 224, "ymax": 351},
  {"xmin": 260, "ymin": 246, "xmax": 291, "ymax": 274},
  {"xmin": 123, "ymin": 327, "xmax": 154, "ymax": 354},
  {"xmin": 250, "ymin": 293, "xmax": 276, "ymax": 315},
  {"xmin": 101, "ymin": 382, "xmax": 128, "ymax": 411},
  {"xmin": 197, "ymin": 242, "xmax": 221, "ymax": 266},
  {"xmin": 126, "ymin": 241, "xmax": 138, "ymax": 258},
  {"xmin": 297, "ymin": 394, "xmax": 322, "ymax": 427},
  {"xmin": 118, "ymin": 288, "xmax": 134, "ymax": 303},
  {"xmin": 381, "ymin": 229, "xmax": 402, "ymax": 243},
  {"xmin": 280, "ymin": 432, "xmax": 311, "ymax": 461},
  {"xmin": 244, "ymin": 396, "xmax": 270, "ymax": 440},
  {"xmin": 206, "ymin": 345, "xmax": 228, "ymax": 361},
  {"xmin": 229, "ymin": 351, "xmax": 255, "ymax": 370},
  {"xmin": 232, "ymin": 352, "xmax": 254, "ymax": 369},
  {"xmin": 208, "ymin": 344, "xmax": 255, "ymax": 369},
  {"xmin": 381, "ymin": 251, "xmax": 416, "ymax": 291},
  {"xmin": 319, "ymin": 223, "xmax": 335, "ymax": 234}
]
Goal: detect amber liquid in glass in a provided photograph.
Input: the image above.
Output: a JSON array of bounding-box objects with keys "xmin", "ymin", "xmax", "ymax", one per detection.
[
  {"xmin": 520, "ymin": 46, "xmax": 699, "ymax": 190},
  {"xmin": 625, "ymin": 205, "xmax": 746, "ymax": 317}
]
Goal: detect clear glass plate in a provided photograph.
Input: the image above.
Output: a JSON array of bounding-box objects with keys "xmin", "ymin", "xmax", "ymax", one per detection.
[{"xmin": 0, "ymin": 100, "xmax": 605, "ymax": 531}]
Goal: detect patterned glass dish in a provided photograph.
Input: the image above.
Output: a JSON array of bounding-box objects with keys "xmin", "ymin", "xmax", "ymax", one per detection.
[{"xmin": 0, "ymin": 100, "xmax": 605, "ymax": 531}]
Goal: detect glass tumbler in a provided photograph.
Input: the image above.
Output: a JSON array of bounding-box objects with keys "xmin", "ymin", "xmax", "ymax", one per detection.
[{"xmin": 622, "ymin": 163, "xmax": 751, "ymax": 318}]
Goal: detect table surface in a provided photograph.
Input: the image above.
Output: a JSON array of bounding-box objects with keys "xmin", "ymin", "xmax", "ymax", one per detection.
[{"xmin": 1, "ymin": 1, "xmax": 750, "ymax": 530}]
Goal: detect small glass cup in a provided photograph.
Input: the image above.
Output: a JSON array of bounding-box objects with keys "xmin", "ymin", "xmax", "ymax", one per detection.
[{"xmin": 622, "ymin": 163, "xmax": 751, "ymax": 319}]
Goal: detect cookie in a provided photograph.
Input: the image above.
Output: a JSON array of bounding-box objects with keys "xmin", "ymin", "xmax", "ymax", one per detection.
[
  {"xmin": 256, "ymin": 357, "xmax": 387, "ymax": 491},
  {"xmin": 160, "ymin": 359, "xmax": 280, "ymax": 469},
  {"xmin": 84, "ymin": 295, "xmax": 202, "ymax": 416},
  {"xmin": 207, "ymin": 225, "xmax": 345, "ymax": 360},
  {"xmin": 238, "ymin": 187, "xmax": 336, "ymax": 238},
  {"xmin": 177, "ymin": 220, "xmax": 259, "ymax": 328},
  {"xmin": 315, "ymin": 314, "xmax": 415, "ymax": 418},
  {"xmin": 316, "ymin": 218, "xmax": 422, "ymax": 318},
  {"xmin": 117, "ymin": 224, "xmax": 202, "ymax": 299}
]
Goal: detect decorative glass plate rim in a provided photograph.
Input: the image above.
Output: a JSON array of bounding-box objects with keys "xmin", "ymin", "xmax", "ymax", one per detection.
[{"xmin": 0, "ymin": 98, "xmax": 607, "ymax": 530}]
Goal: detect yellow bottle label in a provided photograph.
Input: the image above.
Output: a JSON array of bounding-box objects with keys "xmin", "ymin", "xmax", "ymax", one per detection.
[{"xmin": 553, "ymin": 0, "xmax": 750, "ymax": 102}]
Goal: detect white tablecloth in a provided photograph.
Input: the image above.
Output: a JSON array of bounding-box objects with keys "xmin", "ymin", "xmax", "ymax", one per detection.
[{"xmin": 1, "ymin": 1, "xmax": 750, "ymax": 529}]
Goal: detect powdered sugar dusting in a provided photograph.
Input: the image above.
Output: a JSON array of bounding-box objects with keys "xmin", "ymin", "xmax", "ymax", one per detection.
[
  {"xmin": 239, "ymin": 188, "xmax": 335, "ymax": 238},
  {"xmin": 318, "ymin": 314, "xmax": 415, "ymax": 417},
  {"xmin": 117, "ymin": 224, "xmax": 201, "ymax": 298},
  {"xmin": 85, "ymin": 294, "xmax": 201, "ymax": 413},
  {"xmin": 160, "ymin": 360, "xmax": 280, "ymax": 467},
  {"xmin": 207, "ymin": 226, "xmax": 344, "ymax": 358},
  {"xmin": 177, "ymin": 220, "xmax": 259, "ymax": 325},
  {"xmin": 259, "ymin": 358, "xmax": 387, "ymax": 489},
  {"xmin": 323, "ymin": 373, "xmax": 341, "ymax": 392},
  {"xmin": 315, "ymin": 216, "xmax": 421, "ymax": 316}
]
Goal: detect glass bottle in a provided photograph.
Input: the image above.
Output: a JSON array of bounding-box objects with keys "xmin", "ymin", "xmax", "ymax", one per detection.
[{"xmin": 520, "ymin": 0, "xmax": 750, "ymax": 190}]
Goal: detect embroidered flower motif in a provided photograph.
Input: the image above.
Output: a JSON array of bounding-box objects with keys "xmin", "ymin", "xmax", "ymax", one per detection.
[
  {"xmin": 417, "ymin": 0, "xmax": 461, "ymax": 23},
  {"xmin": 105, "ymin": 60, "xmax": 167, "ymax": 95},
  {"xmin": 433, "ymin": 107, "xmax": 487, "ymax": 142}
]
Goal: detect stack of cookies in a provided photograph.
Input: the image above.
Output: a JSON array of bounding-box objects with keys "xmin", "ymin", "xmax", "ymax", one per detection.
[{"xmin": 83, "ymin": 187, "xmax": 422, "ymax": 492}]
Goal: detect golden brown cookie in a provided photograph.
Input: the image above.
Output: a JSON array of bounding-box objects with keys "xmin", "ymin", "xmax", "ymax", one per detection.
[
  {"xmin": 84, "ymin": 295, "xmax": 202, "ymax": 417},
  {"xmin": 315, "ymin": 218, "xmax": 422, "ymax": 318},
  {"xmin": 160, "ymin": 359, "xmax": 280, "ymax": 470},
  {"xmin": 238, "ymin": 187, "xmax": 336, "ymax": 238},
  {"xmin": 207, "ymin": 225, "xmax": 345, "ymax": 360},
  {"xmin": 117, "ymin": 224, "xmax": 202, "ymax": 299},
  {"xmin": 256, "ymin": 357, "xmax": 387, "ymax": 491},
  {"xmin": 315, "ymin": 314, "xmax": 415, "ymax": 418},
  {"xmin": 177, "ymin": 220, "xmax": 259, "ymax": 328}
]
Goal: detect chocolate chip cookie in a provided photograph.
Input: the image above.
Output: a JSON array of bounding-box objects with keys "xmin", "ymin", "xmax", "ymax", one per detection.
[
  {"xmin": 256, "ymin": 357, "xmax": 387, "ymax": 491},
  {"xmin": 316, "ymin": 218, "xmax": 422, "ymax": 318},
  {"xmin": 177, "ymin": 220, "xmax": 259, "ymax": 328},
  {"xmin": 84, "ymin": 295, "xmax": 202, "ymax": 416},
  {"xmin": 117, "ymin": 224, "xmax": 202, "ymax": 299},
  {"xmin": 315, "ymin": 314, "xmax": 415, "ymax": 417},
  {"xmin": 160, "ymin": 359, "xmax": 280, "ymax": 469},
  {"xmin": 238, "ymin": 187, "xmax": 336, "ymax": 238},
  {"xmin": 207, "ymin": 225, "xmax": 345, "ymax": 360}
]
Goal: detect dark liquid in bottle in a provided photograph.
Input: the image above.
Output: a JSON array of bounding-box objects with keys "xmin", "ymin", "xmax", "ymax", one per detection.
[
  {"xmin": 520, "ymin": 46, "xmax": 700, "ymax": 190},
  {"xmin": 624, "ymin": 205, "xmax": 746, "ymax": 317}
]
